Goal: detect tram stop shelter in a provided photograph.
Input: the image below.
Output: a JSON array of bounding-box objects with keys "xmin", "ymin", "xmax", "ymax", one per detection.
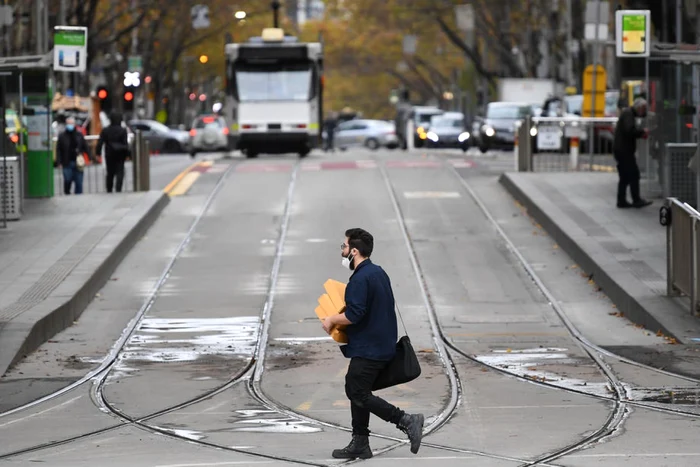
[
  {"xmin": 628, "ymin": 42, "xmax": 700, "ymax": 208},
  {"xmin": 0, "ymin": 53, "xmax": 54, "ymax": 228}
]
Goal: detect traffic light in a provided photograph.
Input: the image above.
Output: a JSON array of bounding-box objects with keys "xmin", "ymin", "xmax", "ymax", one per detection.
[
  {"xmin": 96, "ymin": 86, "xmax": 111, "ymax": 112},
  {"xmin": 123, "ymin": 87, "xmax": 135, "ymax": 112}
]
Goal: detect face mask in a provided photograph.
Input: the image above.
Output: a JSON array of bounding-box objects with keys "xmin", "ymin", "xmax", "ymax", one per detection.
[
  {"xmin": 66, "ymin": 124, "xmax": 74, "ymax": 131},
  {"xmin": 342, "ymin": 252, "xmax": 355, "ymax": 270}
]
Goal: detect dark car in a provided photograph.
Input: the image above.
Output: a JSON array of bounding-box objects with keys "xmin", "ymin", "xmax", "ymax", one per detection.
[
  {"xmin": 425, "ymin": 112, "xmax": 470, "ymax": 151},
  {"xmin": 477, "ymin": 102, "xmax": 534, "ymax": 153}
]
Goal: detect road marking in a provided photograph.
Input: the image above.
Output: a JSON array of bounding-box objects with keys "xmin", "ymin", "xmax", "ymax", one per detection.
[
  {"xmin": 404, "ymin": 191, "xmax": 461, "ymax": 199},
  {"xmin": 163, "ymin": 160, "xmax": 202, "ymax": 194},
  {"xmin": 168, "ymin": 172, "xmax": 201, "ymax": 196},
  {"xmin": 296, "ymin": 401, "xmax": 312, "ymax": 411}
]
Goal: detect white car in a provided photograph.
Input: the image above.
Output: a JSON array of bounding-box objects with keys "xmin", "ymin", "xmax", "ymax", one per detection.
[{"xmin": 189, "ymin": 115, "xmax": 230, "ymax": 156}]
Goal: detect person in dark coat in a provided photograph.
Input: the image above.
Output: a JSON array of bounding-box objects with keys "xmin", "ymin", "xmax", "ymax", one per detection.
[
  {"xmin": 56, "ymin": 116, "xmax": 89, "ymax": 195},
  {"xmin": 613, "ymin": 98, "xmax": 652, "ymax": 208},
  {"xmin": 96, "ymin": 112, "xmax": 130, "ymax": 193},
  {"xmin": 322, "ymin": 228, "xmax": 424, "ymax": 460}
]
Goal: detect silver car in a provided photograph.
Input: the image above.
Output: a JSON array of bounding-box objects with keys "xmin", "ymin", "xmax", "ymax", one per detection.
[
  {"xmin": 334, "ymin": 119, "xmax": 399, "ymax": 150},
  {"xmin": 128, "ymin": 119, "xmax": 191, "ymax": 153}
]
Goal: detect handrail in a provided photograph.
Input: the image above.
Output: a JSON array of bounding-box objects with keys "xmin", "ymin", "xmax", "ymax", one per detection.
[
  {"xmin": 663, "ymin": 197, "xmax": 700, "ymax": 315},
  {"xmin": 532, "ymin": 116, "xmax": 619, "ymax": 124}
]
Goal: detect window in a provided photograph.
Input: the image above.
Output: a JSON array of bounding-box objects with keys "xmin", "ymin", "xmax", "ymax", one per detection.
[
  {"xmin": 486, "ymin": 105, "xmax": 531, "ymax": 119},
  {"xmin": 235, "ymin": 67, "xmax": 312, "ymax": 101},
  {"xmin": 195, "ymin": 116, "xmax": 223, "ymax": 129},
  {"xmin": 432, "ymin": 117, "xmax": 463, "ymax": 129}
]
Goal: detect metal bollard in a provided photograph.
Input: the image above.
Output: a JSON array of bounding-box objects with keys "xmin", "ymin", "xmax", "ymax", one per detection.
[
  {"xmin": 132, "ymin": 130, "xmax": 151, "ymax": 192},
  {"xmin": 517, "ymin": 116, "xmax": 532, "ymax": 172},
  {"xmin": 570, "ymin": 136, "xmax": 579, "ymax": 170}
]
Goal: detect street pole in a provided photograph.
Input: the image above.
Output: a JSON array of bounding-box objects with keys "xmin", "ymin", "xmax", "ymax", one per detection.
[
  {"xmin": 272, "ymin": 0, "xmax": 281, "ymax": 28},
  {"xmin": 566, "ymin": 0, "xmax": 574, "ymax": 86},
  {"xmin": 59, "ymin": 0, "xmax": 67, "ymax": 93},
  {"xmin": 676, "ymin": 0, "xmax": 682, "ymax": 142},
  {"xmin": 589, "ymin": 0, "xmax": 601, "ymax": 160}
]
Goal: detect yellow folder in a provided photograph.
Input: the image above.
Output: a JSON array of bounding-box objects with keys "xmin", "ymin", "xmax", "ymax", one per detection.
[{"xmin": 314, "ymin": 279, "xmax": 349, "ymax": 343}]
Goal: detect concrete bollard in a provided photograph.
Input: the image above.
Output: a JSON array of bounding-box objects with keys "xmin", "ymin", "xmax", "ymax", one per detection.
[{"xmin": 569, "ymin": 137, "xmax": 579, "ymax": 171}]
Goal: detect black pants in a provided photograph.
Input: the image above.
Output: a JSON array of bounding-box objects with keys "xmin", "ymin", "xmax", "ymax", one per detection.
[
  {"xmin": 345, "ymin": 357, "xmax": 404, "ymax": 436},
  {"xmin": 615, "ymin": 152, "xmax": 641, "ymax": 204},
  {"xmin": 106, "ymin": 159, "xmax": 125, "ymax": 193}
]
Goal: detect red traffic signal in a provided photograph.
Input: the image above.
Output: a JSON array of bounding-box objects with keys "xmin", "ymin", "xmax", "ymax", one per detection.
[
  {"xmin": 124, "ymin": 91, "xmax": 134, "ymax": 102},
  {"xmin": 98, "ymin": 89, "xmax": 108, "ymax": 99}
]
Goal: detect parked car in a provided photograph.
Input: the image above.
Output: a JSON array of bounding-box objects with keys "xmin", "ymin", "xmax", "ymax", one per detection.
[
  {"xmin": 476, "ymin": 102, "xmax": 535, "ymax": 153},
  {"xmin": 334, "ymin": 119, "xmax": 399, "ymax": 150},
  {"xmin": 128, "ymin": 119, "xmax": 191, "ymax": 153},
  {"xmin": 189, "ymin": 114, "xmax": 230, "ymax": 156},
  {"xmin": 425, "ymin": 112, "xmax": 470, "ymax": 151}
]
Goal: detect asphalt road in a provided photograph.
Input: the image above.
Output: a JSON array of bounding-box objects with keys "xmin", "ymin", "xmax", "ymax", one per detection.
[{"xmin": 1, "ymin": 148, "xmax": 698, "ymax": 466}]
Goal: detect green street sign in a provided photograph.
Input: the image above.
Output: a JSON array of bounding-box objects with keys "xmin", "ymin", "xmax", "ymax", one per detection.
[
  {"xmin": 616, "ymin": 10, "xmax": 650, "ymax": 57},
  {"xmin": 128, "ymin": 56, "xmax": 143, "ymax": 73}
]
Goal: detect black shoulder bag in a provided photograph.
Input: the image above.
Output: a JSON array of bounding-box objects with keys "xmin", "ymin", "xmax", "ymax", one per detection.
[{"xmin": 372, "ymin": 305, "xmax": 422, "ymax": 391}]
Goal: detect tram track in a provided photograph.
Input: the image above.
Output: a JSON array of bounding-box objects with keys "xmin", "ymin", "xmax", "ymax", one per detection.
[
  {"xmin": 0, "ymin": 156, "xmax": 507, "ymax": 467},
  {"xmin": 3, "ymin": 152, "xmax": 700, "ymax": 466}
]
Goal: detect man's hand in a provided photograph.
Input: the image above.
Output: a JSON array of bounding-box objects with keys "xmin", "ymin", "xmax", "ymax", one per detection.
[{"xmin": 322, "ymin": 316, "xmax": 334, "ymax": 335}]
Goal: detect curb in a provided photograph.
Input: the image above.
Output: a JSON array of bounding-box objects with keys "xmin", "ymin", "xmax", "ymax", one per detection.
[
  {"xmin": 0, "ymin": 192, "xmax": 170, "ymax": 377},
  {"xmin": 499, "ymin": 172, "xmax": 694, "ymax": 344}
]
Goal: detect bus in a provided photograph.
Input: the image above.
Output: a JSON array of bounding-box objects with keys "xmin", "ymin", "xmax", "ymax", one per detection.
[{"xmin": 224, "ymin": 28, "xmax": 323, "ymax": 158}]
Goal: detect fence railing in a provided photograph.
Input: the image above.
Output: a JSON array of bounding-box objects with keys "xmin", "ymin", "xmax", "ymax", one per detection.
[
  {"xmin": 662, "ymin": 143, "xmax": 699, "ymax": 208},
  {"xmin": 662, "ymin": 198, "xmax": 700, "ymax": 315},
  {"xmin": 52, "ymin": 130, "xmax": 150, "ymax": 196},
  {"xmin": 516, "ymin": 116, "xmax": 619, "ymax": 172}
]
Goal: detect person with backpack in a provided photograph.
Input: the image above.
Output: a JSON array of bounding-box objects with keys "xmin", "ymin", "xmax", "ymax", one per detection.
[{"xmin": 96, "ymin": 111, "xmax": 130, "ymax": 193}]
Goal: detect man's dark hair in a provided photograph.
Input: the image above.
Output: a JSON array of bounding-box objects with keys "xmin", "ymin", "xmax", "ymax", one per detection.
[
  {"xmin": 345, "ymin": 228, "xmax": 373, "ymax": 257},
  {"xmin": 109, "ymin": 111, "xmax": 123, "ymax": 125}
]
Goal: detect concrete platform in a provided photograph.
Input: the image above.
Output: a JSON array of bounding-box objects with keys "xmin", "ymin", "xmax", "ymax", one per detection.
[
  {"xmin": 499, "ymin": 171, "xmax": 700, "ymax": 344},
  {"xmin": 0, "ymin": 191, "xmax": 169, "ymax": 377}
]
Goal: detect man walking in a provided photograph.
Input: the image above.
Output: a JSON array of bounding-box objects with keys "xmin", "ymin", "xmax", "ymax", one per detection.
[
  {"xmin": 613, "ymin": 98, "xmax": 652, "ymax": 208},
  {"xmin": 96, "ymin": 112, "xmax": 130, "ymax": 193},
  {"xmin": 322, "ymin": 228, "xmax": 424, "ymax": 459},
  {"xmin": 56, "ymin": 116, "xmax": 89, "ymax": 195}
]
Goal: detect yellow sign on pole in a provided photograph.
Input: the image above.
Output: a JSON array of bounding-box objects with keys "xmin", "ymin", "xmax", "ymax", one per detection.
[{"xmin": 582, "ymin": 64, "xmax": 607, "ymax": 117}]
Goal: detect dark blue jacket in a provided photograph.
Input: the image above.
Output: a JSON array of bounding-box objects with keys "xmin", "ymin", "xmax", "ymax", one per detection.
[{"xmin": 340, "ymin": 259, "xmax": 398, "ymax": 361}]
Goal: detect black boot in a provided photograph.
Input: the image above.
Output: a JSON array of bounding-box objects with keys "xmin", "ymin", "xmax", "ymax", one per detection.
[
  {"xmin": 397, "ymin": 413, "xmax": 424, "ymax": 454},
  {"xmin": 331, "ymin": 434, "xmax": 372, "ymax": 459}
]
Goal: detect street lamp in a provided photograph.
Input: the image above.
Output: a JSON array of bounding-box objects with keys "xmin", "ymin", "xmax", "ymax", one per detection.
[{"xmin": 235, "ymin": 10, "xmax": 246, "ymax": 19}]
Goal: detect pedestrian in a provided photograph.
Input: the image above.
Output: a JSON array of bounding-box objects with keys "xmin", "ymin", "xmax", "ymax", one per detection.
[
  {"xmin": 321, "ymin": 228, "xmax": 424, "ymax": 460},
  {"xmin": 613, "ymin": 97, "xmax": 652, "ymax": 209},
  {"xmin": 323, "ymin": 112, "xmax": 338, "ymax": 152},
  {"xmin": 56, "ymin": 116, "xmax": 89, "ymax": 195},
  {"xmin": 96, "ymin": 111, "xmax": 130, "ymax": 193}
]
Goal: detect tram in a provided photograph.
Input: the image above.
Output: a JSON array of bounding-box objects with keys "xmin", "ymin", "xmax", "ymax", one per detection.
[{"xmin": 224, "ymin": 28, "xmax": 323, "ymax": 158}]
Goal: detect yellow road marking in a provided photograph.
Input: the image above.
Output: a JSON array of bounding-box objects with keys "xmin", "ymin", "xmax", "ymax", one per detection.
[
  {"xmin": 169, "ymin": 172, "xmax": 201, "ymax": 196},
  {"xmin": 296, "ymin": 401, "xmax": 312, "ymax": 411},
  {"xmin": 163, "ymin": 161, "xmax": 201, "ymax": 194}
]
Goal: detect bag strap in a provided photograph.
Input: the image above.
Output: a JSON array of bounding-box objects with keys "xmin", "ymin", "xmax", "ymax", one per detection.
[{"xmin": 395, "ymin": 303, "xmax": 409, "ymax": 337}]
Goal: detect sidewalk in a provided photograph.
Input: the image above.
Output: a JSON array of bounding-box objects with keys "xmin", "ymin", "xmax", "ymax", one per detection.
[
  {"xmin": 500, "ymin": 171, "xmax": 700, "ymax": 344},
  {"xmin": 0, "ymin": 191, "xmax": 169, "ymax": 377}
]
